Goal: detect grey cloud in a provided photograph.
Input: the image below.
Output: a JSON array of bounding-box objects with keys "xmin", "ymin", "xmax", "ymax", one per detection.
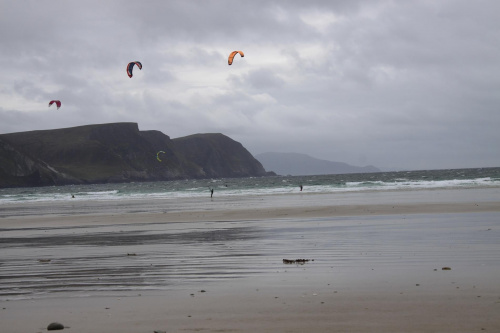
[{"xmin": 1, "ymin": 0, "xmax": 499, "ymax": 170}]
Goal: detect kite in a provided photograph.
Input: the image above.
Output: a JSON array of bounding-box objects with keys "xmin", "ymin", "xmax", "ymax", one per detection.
[
  {"xmin": 48, "ymin": 100, "xmax": 61, "ymax": 109},
  {"xmin": 228, "ymin": 51, "xmax": 244, "ymax": 65},
  {"xmin": 127, "ymin": 61, "xmax": 142, "ymax": 78},
  {"xmin": 156, "ymin": 151, "xmax": 166, "ymax": 162}
]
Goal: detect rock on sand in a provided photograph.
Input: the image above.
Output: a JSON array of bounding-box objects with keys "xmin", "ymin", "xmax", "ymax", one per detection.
[{"xmin": 47, "ymin": 322, "xmax": 64, "ymax": 330}]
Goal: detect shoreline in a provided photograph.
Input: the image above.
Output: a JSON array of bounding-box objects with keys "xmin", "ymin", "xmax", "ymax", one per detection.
[
  {"xmin": 1, "ymin": 201, "xmax": 500, "ymax": 229},
  {"xmin": 1, "ymin": 187, "xmax": 499, "ymax": 228}
]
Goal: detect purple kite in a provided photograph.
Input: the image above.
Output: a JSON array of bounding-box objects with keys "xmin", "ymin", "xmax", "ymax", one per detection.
[{"xmin": 127, "ymin": 61, "xmax": 142, "ymax": 78}]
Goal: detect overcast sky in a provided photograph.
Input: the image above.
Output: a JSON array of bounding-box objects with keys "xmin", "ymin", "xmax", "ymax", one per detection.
[{"xmin": 1, "ymin": 0, "xmax": 499, "ymax": 171}]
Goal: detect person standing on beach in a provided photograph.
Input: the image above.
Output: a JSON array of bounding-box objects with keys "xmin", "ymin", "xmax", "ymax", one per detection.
[
  {"xmin": 210, "ymin": 188, "xmax": 214, "ymax": 198},
  {"xmin": 299, "ymin": 185, "xmax": 303, "ymax": 191}
]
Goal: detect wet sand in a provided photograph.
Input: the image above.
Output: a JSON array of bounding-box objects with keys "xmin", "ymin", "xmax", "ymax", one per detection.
[{"xmin": 1, "ymin": 188, "xmax": 500, "ymax": 332}]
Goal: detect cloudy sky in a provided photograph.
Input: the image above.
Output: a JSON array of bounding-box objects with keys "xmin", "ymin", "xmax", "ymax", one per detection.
[{"xmin": 1, "ymin": 0, "xmax": 499, "ymax": 171}]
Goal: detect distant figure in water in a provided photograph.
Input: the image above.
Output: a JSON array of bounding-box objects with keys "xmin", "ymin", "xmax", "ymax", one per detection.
[
  {"xmin": 210, "ymin": 188, "xmax": 214, "ymax": 198},
  {"xmin": 71, "ymin": 194, "xmax": 75, "ymax": 198},
  {"xmin": 299, "ymin": 185, "xmax": 303, "ymax": 191}
]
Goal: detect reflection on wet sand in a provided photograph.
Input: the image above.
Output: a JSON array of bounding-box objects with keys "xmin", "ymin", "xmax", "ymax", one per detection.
[{"xmin": 1, "ymin": 212, "xmax": 499, "ymax": 300}]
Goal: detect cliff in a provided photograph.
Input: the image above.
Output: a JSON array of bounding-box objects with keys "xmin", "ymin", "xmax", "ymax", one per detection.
[
  {"xmin": 0, "ymin": 123, "xmax": 268, "ymax": 187},
  {"xmin": 0, "ymin": 137, "xmax": 80, "ymax": 187},
  {"xmin": 172, "ymin": 133, "xmax": 270, "ymax": 178}
]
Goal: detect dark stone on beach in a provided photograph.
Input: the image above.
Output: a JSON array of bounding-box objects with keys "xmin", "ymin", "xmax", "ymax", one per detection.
[
  {"xmin": 47, "ymin": 322, "xmax": 64, "ymax": 330},
  {"xmin": 283, "ymin": 258, "xmax": 311, "ymax": 264}
]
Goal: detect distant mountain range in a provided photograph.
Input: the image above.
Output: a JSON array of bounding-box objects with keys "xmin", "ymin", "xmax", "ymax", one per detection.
[
  {"xmin": 254, "ymin": 152, "xmax": 380, "ymax": 176},
  {"xmin": 0, "ymin": 122, "xmax": 271, "ymax": 188}
]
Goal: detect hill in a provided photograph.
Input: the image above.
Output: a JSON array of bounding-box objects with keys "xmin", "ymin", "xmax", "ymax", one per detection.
[
  {"xmin": 0, "ymin": 123, "xmax": 269, "ymax": 188},
  {"xmin": 255, "ymin": 152, "xmax": 380, "ymax": 176}
]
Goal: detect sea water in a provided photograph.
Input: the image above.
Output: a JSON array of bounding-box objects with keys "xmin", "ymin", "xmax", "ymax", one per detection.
[{"xmin": 1, "ymin": 167, "xmax": 499, "ymax": 205}]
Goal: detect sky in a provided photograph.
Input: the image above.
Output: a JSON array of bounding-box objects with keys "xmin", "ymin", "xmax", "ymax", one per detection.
[{"xmin": 1, "ymin": 0, "xmax": 499, "ymax": 171}]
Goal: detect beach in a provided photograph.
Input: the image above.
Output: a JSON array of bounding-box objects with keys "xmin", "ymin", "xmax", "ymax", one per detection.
[{"xmin": 1, "ymin": 188, "xmax": 500, "ymax": 332}]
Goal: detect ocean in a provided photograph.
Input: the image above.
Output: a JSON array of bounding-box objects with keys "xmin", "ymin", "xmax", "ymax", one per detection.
[{"xmin": 1, "ymin": 167, "xmax": 499, "ymax": 205}]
